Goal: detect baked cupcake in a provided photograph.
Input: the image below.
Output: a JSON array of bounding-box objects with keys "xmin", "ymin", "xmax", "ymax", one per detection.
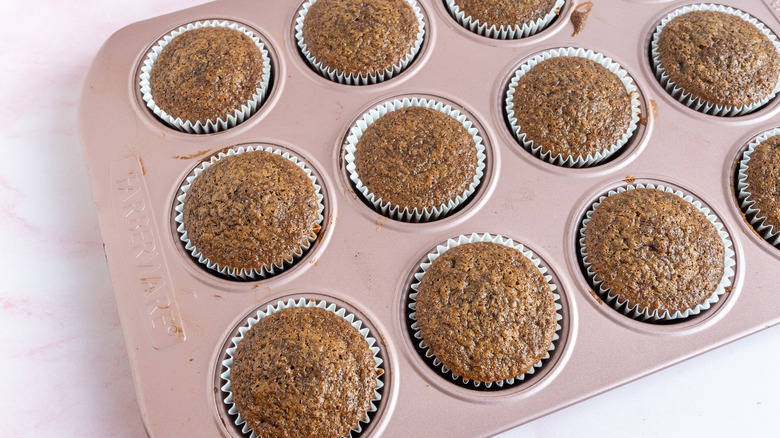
[
  {"xmin": 580, "ymin": 184, "xmax": 735, "ymax": 321},
  {"xmin": 445, "ymin": 0, "xmax": 564, "ymax": 39},
  {"xmin": 140, "ymin": 21, "xmax": 271, "ymax": 133},
  {"xmin": 344, "ymin": 98, "xmax": 486, "ymax": 222},
  {"xmin": 505, "ymin": 48, "xmax": 640, "ymax": 167},
  {"xmin": 409, "ymin": 234, "xmax": 560, "ymax": 387},
  {"xmin": 737, "ymin": 128, "xmax": 780, "ymax": 245},
  {"xmin": 295, "ymin": 0, "xmax": 425, "ymax": 84},
  {"xmin": 651, "ymin": 5, "xmax": 780, "ymax": 116},
  {"xmin": 222, "ymin": 299, "xmax": 383, "ymax": 438},
  {"xmin": 175, "ymin": 146, "xmax": 324, "ymax": 279}
]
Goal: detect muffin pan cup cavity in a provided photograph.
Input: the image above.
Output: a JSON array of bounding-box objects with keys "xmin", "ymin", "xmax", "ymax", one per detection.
[
  {"xmin": 579, "ymin": 183, "xmax": 736, "ymax": 322},
  {"xmin": 175, "ymin": 145, "xmax": 325, "ymax": 280},
  {"xmin": 650, "ymin": 4, "xmax": 780, "ymax": 117},
  {"xmin": 138, "ymin": 20, "xmax": 272, "ymax": 133},
  {"xmin": 445, "ymin": 0, "xmax": 565, "ymax": 40},
  {"xmin": 294, "ymin": 0, "xmax": 426, "ymax": 85},
  {"xmin": 344, "ymin": 97, "xmax": 486, "ymax": 222},
  {"xmin": 737, "ymin": 127, "xmax": 780, "ymax": 246},
  {"xmin": 505, "ymin": 47, "xmax": 641, "ymax": 168},
  {"xmin": 220, "ymin": 297, "xmax": 384, "ymax": 438},
  {"xmin": 408, "ymin": 233, "xmax": 562, "ymax": 389}
]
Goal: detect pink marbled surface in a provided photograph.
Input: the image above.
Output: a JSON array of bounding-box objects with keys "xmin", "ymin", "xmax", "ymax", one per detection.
[{"xmin": 1, "ymin": 0, "xmax": 779, "ymax": 437}]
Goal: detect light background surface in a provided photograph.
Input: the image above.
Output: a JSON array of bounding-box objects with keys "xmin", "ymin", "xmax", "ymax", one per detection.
[{"xmin": 1, "ymin": 0, "xmax": 778, "ymax": 436}]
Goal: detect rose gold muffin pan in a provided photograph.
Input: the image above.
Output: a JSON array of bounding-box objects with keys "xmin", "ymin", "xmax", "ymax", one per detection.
[{"xmin": 78, "ymin": 0, "xmax": 780, "ymax": 436}]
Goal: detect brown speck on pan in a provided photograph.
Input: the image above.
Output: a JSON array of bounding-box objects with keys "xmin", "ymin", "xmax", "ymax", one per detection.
[
  {"xmin": 723, "ymin": 286, "xmax": 733, "ymax": 294},
  {"xmin": 173, "ymin": 149, "xmax": 212, "ymax": 160},
  {"xmin": 214, "ymin": 294, "xmax": 223, "ymax": 299},
  {"xmin": 189, "ymin": 358, "xmax": 194, "ymax": 362},
  {"xmin": 624, "ymin": 175, "xmax": 636, "ymax": 184},
  {"xmin": 571, "ymin": 2, "xmax": 593, "ymax": 37},
  {"xmin": 139, "ymin": 157, "xmax": 146, "ymax": 176},
  {"xmin": 650, "ymin": 99, "xmax": 658, "ymax": 118},
  {"xmin": 251, "ymin": 284, "xmax": 260, "ymax": 290},
  {"xmin": 589, "ymin": 290, "xmax": 603, "ymax": 305}
]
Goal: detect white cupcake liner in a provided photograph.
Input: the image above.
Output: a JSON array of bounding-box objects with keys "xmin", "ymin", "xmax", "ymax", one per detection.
[
  {"xmin": 445, "ymin": 0, "xmax": 564, "ymax": 39},
  {"xmin": 175, "ymin": 146, "xmax": 325, "ymax": 279},
  {"xmin": 579, "ymin": 183, "xmax": 736, "ymax": 321},
  {"xmin": 344, "ymin": 97, "xmax": 486, "ymax": 222},
  {"xmin": 650, "ymin": 4, "xmax": 780, "ymax": 117},
  {"xmin": 408, "ymin": 233, "xmax": 562, "ymax": 388},
  {"xmin": 737, "ymin": 128, "xmax": 780, "ymax": 245},
  {"xmin": 139, "ymin": 20, "xmax": 272, "ymax": 133},
  {"xmin": 505, "ymin": 47, "xmax": 641, "ymax": 168},
  {"xmin": 221, "ymin": 298, "xmax": 384, "ymax": 438},
  {"xmin": 295, "ymin": 0, "xmax": 425, "ymax": 85}
]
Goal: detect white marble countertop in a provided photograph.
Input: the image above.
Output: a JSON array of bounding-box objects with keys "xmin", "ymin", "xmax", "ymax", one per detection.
[{"xmin": 2, "ymin": 0, "xmax": 779, "ymax": 436}]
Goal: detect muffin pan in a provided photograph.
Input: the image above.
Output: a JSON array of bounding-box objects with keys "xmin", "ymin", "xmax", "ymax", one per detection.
[{"xmin": 78, "ymin": 0, "xmax": 780, "ymax": 436}]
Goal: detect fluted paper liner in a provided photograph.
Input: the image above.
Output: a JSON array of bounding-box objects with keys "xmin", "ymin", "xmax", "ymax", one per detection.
[
  {"xmin": 345, "ymin": 97, "xmax": 486, "ymax": 222},
  {"xmin": 221, "ymin": 298, "xmax": 384, "ymax": 438},
  {"xmin": 579, "ymin": 183, "xmax": 736, "ymax": 321},
  {"xmin": 650, "ymin": 4, "xmax": 780, "ymax": 117},
  {"xmin": 408, "ymin": 233, "xmax": 562, "ymax": 388},
  {"xmin": 445, "ymin": 0, "xmax": 564, "ymax": 39},
  {"xmin": 175, "ymin": 146, "xmax": 324, "ymax": 279},
  {"xmin": 139, "ymin": 20, "xmax": 272, "ymax": 134},
  {"xmin": 505, "ymin": 47, "xmax": 641, "ymax": 168},
  {"xmin": 737, "ymin": 128, "xmax": 780, "ymax": 246},
  {"xmin": 295, "ymin": 0, "xmax": 425, "ymax": 85}
]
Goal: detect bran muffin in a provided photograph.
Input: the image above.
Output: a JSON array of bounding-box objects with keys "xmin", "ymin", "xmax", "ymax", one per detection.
[
  {"xmin": 739, "ymin": 131, "xmax": 780, "ymax": 243},
  {"xmin": 354, "ymin": 106, "xmax": 478, "ymax": 212},
  {"xmin": 143, "ymin": 23, "xmax": 270, "ymax": 132},
  {"xmin": 178, "ymin": 148, "xmax": 322, "ymax": 278},
  {"xmin": 508, "ymin": 55, "xmax": 635, "ymax": 166},
  {"xmin": 653, "ymin": 8, "xmax": 780, "ymax": 115},
  {"xmin": 581, "ymin": 187, "xmax": 728, "ymax": 319},
  {"xmin": 446, "ymin": 0, "xmax": 563, "ymax": 39},
  {"xmin": 297, "ymin": 0, "xmax": 423, "ymax": 84},
  {"xmin": 228, "ymin": 305, "xmax": 380, "ymax": 438},
  {"xmin": 414, "ymin": 241, "xmax": 557, "ymax": 384}
]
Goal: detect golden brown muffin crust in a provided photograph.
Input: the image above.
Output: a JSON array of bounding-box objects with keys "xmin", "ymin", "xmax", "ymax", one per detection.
[
  {"xmin": 744, "ymin": 135, "xmax": 780, "ymax": 231},
  {"xmin": 415, "ymin": 242, "xmax": 556, "ymax": 383},
  {"xmin": 149, "ymin": 26, "xmax": 265, "ymax": 124},
  {"xmin": 657, "ymin": 11, "xmax": 780, "ymax": 108},
  {"xmin": 511, "ymin": 56, "xmax": 633, "ymax": 160},
  {"xmin": 354, "ymin": 106, "xmax": 478, "ymax": 210},
  {"xmin": 452, "ymin": 0, "xmax": 559, "ymax": 28},
  {"xmin": 302, "ymin": 0, "xmax": 419, "ymax": 76},
  {"xmin": 583, "ymin": 188, "xmax": 725, "ymax": 314},
  {"xmin": 231, "ymin": 306, "xmax": 378, "ymax": 438},
  {"xmin": 183, "ymin": 151, "xmax": 320, "ymax": 273}
]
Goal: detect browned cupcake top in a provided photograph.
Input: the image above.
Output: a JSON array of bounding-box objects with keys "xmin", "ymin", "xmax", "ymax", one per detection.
[
  {"xmin": 230, "ymin": 306, "xmax": 379, "ymax": 438},
  {"xmin": 302, "ymin": 0, "xmax": 419, "ymax": 76},
  {"xmin": 354, "ymin": 106, "xmax": 478, "ymax": 211},
  {"xmin": 657, "ymin": 10, "xmax": 780, "ymax": 108},
  {"xmin": 511, "ymin": 56, "xmax": 633, "ymax": 160},
  {"xmin": 149, "ymin": 26, "xmax": 265, "ymax": 124},
  {"xmin": 583, "ymin": 188, "xmax": 725, "ymax": 314},
  {"xmin": 415, "ymin": 242, "xmax": 557, "ymax": 383},
  {"xmin": 452, "ymin": 0, "xmax": 559, "ymax": 28},
  {"xmin": 182, "ymin": 151, "xmax": 320, "ymax": 273},
  {"xmin": 744, "ymin": 135, "xmax": 780, "ymax": 231}
]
